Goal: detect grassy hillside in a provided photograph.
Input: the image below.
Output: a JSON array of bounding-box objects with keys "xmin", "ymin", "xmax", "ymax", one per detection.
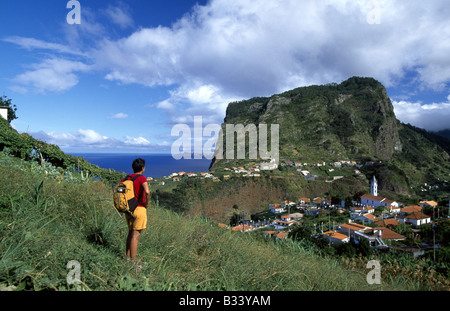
[{"xmin": 0, "ymin": 151, "xmax": 426, "ymax": 291}]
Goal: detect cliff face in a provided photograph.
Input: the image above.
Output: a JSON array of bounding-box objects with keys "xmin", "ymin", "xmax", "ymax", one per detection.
[{"xmin": 213, "ymin": 77, "xmax": 403, "ymax": 164}]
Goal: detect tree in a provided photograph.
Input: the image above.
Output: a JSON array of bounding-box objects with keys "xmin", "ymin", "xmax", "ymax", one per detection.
[{"xmin": 0, "ymin": 95, "xmax": 18, "ymax": 123}]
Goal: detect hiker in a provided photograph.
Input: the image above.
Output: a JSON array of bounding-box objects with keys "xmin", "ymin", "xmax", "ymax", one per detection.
[{"xmin": 121, "ymin": 158, "xmax": 150, "ymax": 261}]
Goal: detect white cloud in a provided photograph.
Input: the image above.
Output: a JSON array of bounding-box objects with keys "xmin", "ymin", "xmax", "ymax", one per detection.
[
  {"xmin": 94, "ymin": 0, "xmax": 450, "ymax": 125},
  {"xmin": 110, "ymin": 112, "xmax": 129, "ymax": 119},
  {"xmin": 124, "ymin": 136, "xmax": 151, "ymax": 146},
  {"xmin": 393, "ymin": 95, "xmax": 450, "ymax": 131},
  {"xmin": 103, "ymin": 3, "xmax": 134, "ymax": 29},
  {"xmin": 12, "ymin": 58, "xmax": 91, "ymax": 93},
  {"xmin": 31, "ymin": 129, "xmax": 156, "ymax": 151},
  {"xmin": 2, "ymin": 36, "xmax": 86, "ymax": 56},
  {"xmin": 154, "ymin": 81, "xmax": 241, "ymax": 126}
]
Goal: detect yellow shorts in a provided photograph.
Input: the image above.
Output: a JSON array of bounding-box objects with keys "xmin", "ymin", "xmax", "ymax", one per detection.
[{"xmin": 126, "ymin": 206, "xmax": 147, "ymax": 231}]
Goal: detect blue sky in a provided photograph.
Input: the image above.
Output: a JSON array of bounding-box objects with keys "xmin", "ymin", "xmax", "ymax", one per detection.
[{"xmin": 1, "ymin": 0, "xmax": 449, "ymax": 154}]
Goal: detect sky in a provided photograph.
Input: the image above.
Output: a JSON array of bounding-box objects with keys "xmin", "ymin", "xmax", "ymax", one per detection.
[{"xmin": 0, "ymin": 0, "xmax": 449, "ymax": 154}]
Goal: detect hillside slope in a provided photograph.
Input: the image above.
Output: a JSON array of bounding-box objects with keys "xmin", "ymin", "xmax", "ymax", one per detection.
[{"xmin": 0, "ymin": 152, "xmax": 418, "ymax": 291}]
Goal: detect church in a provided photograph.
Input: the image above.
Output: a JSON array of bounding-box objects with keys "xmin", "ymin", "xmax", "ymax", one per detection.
[{"xmin": 360, "ymin": 176, "xmax": 399, "ymax": 208}]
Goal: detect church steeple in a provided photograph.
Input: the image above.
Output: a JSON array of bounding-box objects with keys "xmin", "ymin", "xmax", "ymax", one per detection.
[{"xmin": 370, "ymin": 175, "xmax": 378, "ymax": 196}]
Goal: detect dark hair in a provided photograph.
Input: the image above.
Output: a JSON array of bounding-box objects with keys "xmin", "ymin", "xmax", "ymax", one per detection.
[{"xmin": 132, "ymin": 158, "xmax": 146, "ymax": 173}]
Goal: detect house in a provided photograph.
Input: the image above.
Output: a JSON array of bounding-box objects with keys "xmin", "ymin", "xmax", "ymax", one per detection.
[
  {"xmin": 355, "ymin": 213, "xmax": 378, "ymax": 224},
  {"xmin": 186, "ymin": 173, "xmax": 197, "ymax": 177},
  {"xmin": 172, "ymin": 177, "xmax": 180, "ymax": 182},
  {"xmin": 375, "ymin": 218, "xmax": 400, "ymax": 228},
  {"xmin": 300, "ymin": 170, "xmax": 310, "ymax": 176},
  {"xmin": 360, "ymin": 194, "xmax": 399, "ymax": 208},
  {"xmin": 323, "ymin": 231, "xmax": 350, "ymax": 243},
  {"xmin": 400, "ymin": 205, "xmax": 422, "ymax": 215},
  {"xmin": 158, "ymin": 182, "xmax": 165, "ymax": 186},
  {"xmin": 281, "ymin": 200, "xmax": 296, "ymax": 208},
  {"xmin": 232, "ymin": 224, "xmax": 254, "ymax": 232},
  {"xmin": 234, "ymin": 167, "xmax": 247, "ymax": 173},
  {"xmin": 260, "ymin": 158, "xmax": 278, "ymax": 171},
  {"xmin": 287, "ymin": 213, "xmax": 303, "ymax": 220},
  {"xmin": 274, "ymin": 220, "xmax": 296, "ymax": 229},
  {"xmin": 276, "ymin": 231, "xmax": 288, "ymax": 240},
  {"xmin": 385, "ymin": 205, "xmax": 401, "ymax": 214},
  {"xmin": 281, "ymin": 215, "xmax": 292, "ymax": 221},
  {"xmin": 359, "ymin": 227, "xmax": 406, "ymax": 247},
  {"xmin": 419, "ymin": 200, "xmax": 438, "ymax": 208},
  {"xmin": 337, "ymin": 222, "xmax": 371, "ymax": 239},
  {"xmin": 350, "ymin": 206, "xmax": 375, "ymax": 218},
  {"xmin": 313, "ymin": 197, "xmax": 324, "ymax": 205},
  {"xmin": 269, "ymin": 204, "xmax": 285, "ymax": 214},
  {"xmin": 298, "ymin": 197, "xmax": 311, "ymax": 205},
  {"xmin": 398, "ymin": 212, "xmax": 431, "ymax": 227},
  {"xmin": 0, "ymin": 107, "xmax": 7, "ymax": 120}
]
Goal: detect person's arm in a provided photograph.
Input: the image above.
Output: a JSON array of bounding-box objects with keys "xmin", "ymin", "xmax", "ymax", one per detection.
[{"xmin": 142, "ymin": 182, "xmax": 150, "ymax": 207}]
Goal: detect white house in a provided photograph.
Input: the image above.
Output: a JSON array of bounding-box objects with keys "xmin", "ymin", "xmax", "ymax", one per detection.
[
  {"xmin": 360, "ymin": 194, "xmax": 398, "ymax": 208},
  {"xmin": 260, "ymin": 158, "xmax": 278, "ymax": 171},
  {"xmin": 350, "ymin": 206, "xmax": 375, "ymax": 214},
  {"xmin": 337, "ymin": 222, "xmax": 371, "ymax": 239},
  {"xmin": 323, "ymin": 231, "xmax": 350, "ymax": 243},
  {"xmin": 385, "ymin": 205, "xmax": 401, "ymax": 214},
  {"xmin": 269, "ymin": 204, "xmax": 285, "ymax": 214},
  {"xmin": 298, "ymin": 197, "xmax": 311, "ymax": 205},
  {"xmin": 398, "ymin": 212, "xmax": 431, "ymax": 227},
  {"xmin": 0, "ymin": 107, "xmax": 7, "ymax": 120},
  {"xmin": 274, "ymin": 219, "xmax": 296, "ymax": 229},
  {"xmin": 281, "ymin": 200, "xmax": 296, "ymax": 208}
]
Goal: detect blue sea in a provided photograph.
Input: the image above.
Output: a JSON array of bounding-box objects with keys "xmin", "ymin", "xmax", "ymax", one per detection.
[{"xmin": 70, "ymin": 153, "xmax": 213, "ymax": 178}]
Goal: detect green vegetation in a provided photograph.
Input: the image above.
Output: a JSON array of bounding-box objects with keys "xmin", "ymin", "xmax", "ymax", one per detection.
[{"xmin": 0, "ymin": 151, "xmax": 424, "ymax": 291}]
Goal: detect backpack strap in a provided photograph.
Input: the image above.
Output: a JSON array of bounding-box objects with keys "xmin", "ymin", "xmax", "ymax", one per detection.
[{"xmin": 130, "ymin": 174, "xmax": 142, "ymax": 181}]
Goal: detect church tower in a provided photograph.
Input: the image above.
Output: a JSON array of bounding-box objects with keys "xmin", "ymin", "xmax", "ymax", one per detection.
[{"xmin": 370, "ymin": 175, "xmax": 378, "ymax": 196}]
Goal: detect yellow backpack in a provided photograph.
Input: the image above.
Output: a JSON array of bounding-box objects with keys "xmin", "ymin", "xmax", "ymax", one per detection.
[{"xmin": 113, "ymin": 174, "xmax": 141, "ymax": 219}]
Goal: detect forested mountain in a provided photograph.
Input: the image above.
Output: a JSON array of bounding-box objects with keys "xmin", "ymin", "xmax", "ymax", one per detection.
[{"xmin": 211, "ymin": 77, "xmax": 450, "ymax": 198}]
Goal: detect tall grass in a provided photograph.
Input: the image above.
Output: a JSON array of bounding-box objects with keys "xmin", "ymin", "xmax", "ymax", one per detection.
[{"xmin": 0, "ymin": 153, "xmax": 417, "ymax": 291}]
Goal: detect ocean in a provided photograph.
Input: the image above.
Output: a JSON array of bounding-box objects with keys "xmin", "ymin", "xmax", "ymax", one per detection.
[{"xmin": 70, "ymin": 153, "xmax": 213, "ymax": 178}]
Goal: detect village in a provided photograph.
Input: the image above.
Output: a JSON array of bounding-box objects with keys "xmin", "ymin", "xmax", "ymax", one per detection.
[
  {"xmin": 219, "ymin": 175, "xmax": 449, "ymax": 258},
  {"xmin": 149, "ymin": 157, "xmax": 380, "ymax": 185}
]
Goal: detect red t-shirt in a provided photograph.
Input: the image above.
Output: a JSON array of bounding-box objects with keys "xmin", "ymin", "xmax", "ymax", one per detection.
[{"xmin": 122, "ymin": 174, "xmax": 148, "ymax": 207}]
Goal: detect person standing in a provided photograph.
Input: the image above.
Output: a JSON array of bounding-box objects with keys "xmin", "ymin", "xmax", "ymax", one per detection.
[{"xmin": 122, "ymin": 158, "xmax": 150, "ymax": 261}]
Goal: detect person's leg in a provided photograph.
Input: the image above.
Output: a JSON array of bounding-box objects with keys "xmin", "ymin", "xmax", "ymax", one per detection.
[
  {"xmin": 126, "ymin": 206, "xmax": 147, "ymax": 260},
  {"xmin": 126, "ymin": 229, "xmax": 141, "ymax": 260}
]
